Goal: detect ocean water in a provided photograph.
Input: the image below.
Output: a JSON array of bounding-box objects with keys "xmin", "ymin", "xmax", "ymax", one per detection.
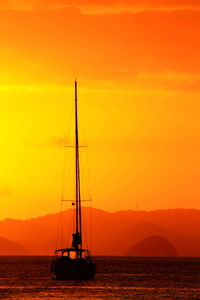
[{"xmin": 0, "ymin": 256, "xmax": 200, "ymax": 299}]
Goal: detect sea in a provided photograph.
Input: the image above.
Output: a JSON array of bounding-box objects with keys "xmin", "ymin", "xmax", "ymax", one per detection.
[{"xmin": 0, "ymin": 256, "xmax": 200, "ymax": 299}]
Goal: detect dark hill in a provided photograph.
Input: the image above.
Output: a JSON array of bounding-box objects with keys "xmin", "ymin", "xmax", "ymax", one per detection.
[
  {"xmin": 125, "ymin": 235, "xmax": 178, "ymax": 257},
  {"xmin": 109, "ymin": 222, "xmax": 167, "ymax": 255}
]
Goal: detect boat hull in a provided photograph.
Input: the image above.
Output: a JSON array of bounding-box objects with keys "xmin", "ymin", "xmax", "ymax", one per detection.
[{"xmin": 51, "ymin": 257, "xmax": 96, "ymax": 280}]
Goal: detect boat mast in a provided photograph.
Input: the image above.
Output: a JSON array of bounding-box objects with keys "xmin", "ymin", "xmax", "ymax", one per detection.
[
  {"xmin": 75, "ymin": 80, "xmax": 79, "ymax": 236},
  {"xmin": 74, "ymin": 80, "xmax": 82, "ymax": 251}
]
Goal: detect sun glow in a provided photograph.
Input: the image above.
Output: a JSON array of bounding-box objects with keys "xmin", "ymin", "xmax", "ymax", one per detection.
[{"xmin": 0, "ymin": 2, "xmax": 200, "ymax": 219}]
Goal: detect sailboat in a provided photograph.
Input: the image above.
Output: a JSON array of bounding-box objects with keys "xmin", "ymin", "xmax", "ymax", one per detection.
[{"xmin": 51, "ymin": 81, "xmax": 96, "ymax": 280}]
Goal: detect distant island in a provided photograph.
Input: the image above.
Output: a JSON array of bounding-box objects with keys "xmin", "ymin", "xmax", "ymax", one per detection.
[
  {"xmin": 125, "ymin": 235, "xmax": 178, "ymax": 257},
  {"xmin": 0, "ymin": 208, "xmax": 200, "ymax": 256}
]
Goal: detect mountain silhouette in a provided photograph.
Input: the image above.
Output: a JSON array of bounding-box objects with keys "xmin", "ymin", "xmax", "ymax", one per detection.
[
  {"xmin": 125, "ymin": 235, "xmax": 178, "ymax": 257},
  {"xmin": 110, "ymin": 222, "xmax": 167, "ymax": 255},
  {"xmin": 0, "ymin": 208, "xmax": 200, "ymax": 256},
  {"xmin": 0, "ymin": 236, "xmax": 30, "ymax": 255}
]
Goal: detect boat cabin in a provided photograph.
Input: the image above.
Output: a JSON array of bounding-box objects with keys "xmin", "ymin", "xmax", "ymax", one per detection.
[{"xmin": 54, "ymin": 248, "xmax": 90, "ymax": 260}]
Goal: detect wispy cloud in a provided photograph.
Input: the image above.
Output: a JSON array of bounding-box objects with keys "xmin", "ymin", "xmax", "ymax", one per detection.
[
  {"xmin": 134, "ymin": 71, "xmax": 200, "ymax": 93},
  {"xmin": 0, "ymin": 84, "xmax": 70, "ymax": 92},
  {"xmin": 1, "ymin": 0, "xmax": 200, "ymax": 13}
]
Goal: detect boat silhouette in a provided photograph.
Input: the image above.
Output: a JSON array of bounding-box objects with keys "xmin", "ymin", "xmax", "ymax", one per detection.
[{"xmin": 51, "ymin": 81, "xmax": 96, "ymax": 280}]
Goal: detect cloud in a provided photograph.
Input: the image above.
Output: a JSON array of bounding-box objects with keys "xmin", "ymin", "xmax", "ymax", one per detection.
[
  {"xmin": 0, "ymin": 3, "xmax": 200, "ymax": 93},
  {"xmin": 1, "ymin": 0, "xmax": 200, "ymax": 13},
  {"xmin": 65, "ymin": 0, "xmax": 200, "ymax": 14},
  {"xmin": 0, "ymin": 84, "xmax": 70, "ymax": 93},
  {"xmin": 134, "ymin": 72, "xmax": 200, "ymax": 93}
]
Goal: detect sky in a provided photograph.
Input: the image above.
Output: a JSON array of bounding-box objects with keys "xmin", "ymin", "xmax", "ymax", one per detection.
[{"xmin": 0, "ymin": 0, "xmax": 200, "ymax": 219}]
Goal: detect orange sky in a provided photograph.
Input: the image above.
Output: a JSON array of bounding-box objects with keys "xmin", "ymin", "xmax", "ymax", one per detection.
[{"xmin": 0, "ymin": 1, "xmax": 200, "ymax": 219}]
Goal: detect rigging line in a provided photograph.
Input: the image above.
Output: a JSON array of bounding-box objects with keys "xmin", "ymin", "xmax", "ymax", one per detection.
[
  {"xmin": 62, "ymin": 152, "xmax": 74, "ymax": 200},
  {"xmin": 78, "ymin": 95, "xmax": 90, "ymax": 198},
  {"xmin": 79, "ymin": 141, "xmax": 92, "ymax": 202},
  {"xmin": 79, "ymin": 149, "xmax": 90, "ymax": 204},
  {"xmin": 66, "ymin": 208, "xmax": 73, "ymax": 248},
  {"xmin": 79, "ymin": 152, "xmax": 85, "ymax": 203},
  {"xmin": 76, "ymin": 97, "xmax": 89, "ymax": 202},
  {"xmin": 55, "ymin": 100, "xmax": 74, "ymax": 251},
  {"xmin": 85, "ymin": 148, "xmax": 93, "ymax": 254},
  {"xmin": 60, "ymin": 143, "xmax": 67, "ymax": 202},
  {"xmin": 78, "ymin": 103, "xmax": 88, "ymax": 149},
  {"xmin": 78, "ymin": 122, "xmax": 93, "ymax": 254},
  {"xmin": 60, "ymin": 98, "xmax": 74, "ymax": 207},
  {"xmin": 64, "ymin": 95, "xmax": 74, "ymax": 147},
  {"xmin": 55, "ymin": 201, "xmax": 61, "ymax": 250},
  {"xmin": 61, "ymin": 200, "xmax": 63, "ymax": 249},
  {"xmin": 85, "ymin": 146, "xmax": 92, "ymax": 201},
  {"xmin": 60, "ymin": 89, "xmax": 75, "ymax": 199},
  {"xmin": 82, "ymin": 213, "xmax": 89, "ymax": 251}
]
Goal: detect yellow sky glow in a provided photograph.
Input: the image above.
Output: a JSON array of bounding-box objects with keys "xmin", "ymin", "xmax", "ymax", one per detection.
[{"xmin": 0, "ymin": 4, "xmax": 200, "ymax": 219}]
